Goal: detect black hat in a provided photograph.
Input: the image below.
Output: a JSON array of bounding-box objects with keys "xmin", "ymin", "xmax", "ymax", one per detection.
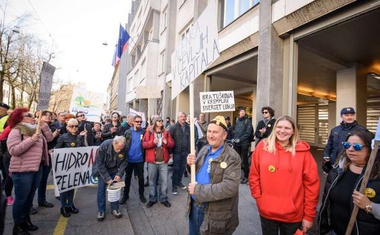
[
  {"xmin": 238, "ymin": 107, "xmax": 246, "ymax": 112},
  {"xmin": 0, "ymin": 103, "xmax": 10, "ymax": 110},
  {"xmin": 340, "ymin": 107, "xmax": 356, "ymax": 115},
  {"xmin": 225, "ymin": 116, "xmax": 230, "ymax": 121}
]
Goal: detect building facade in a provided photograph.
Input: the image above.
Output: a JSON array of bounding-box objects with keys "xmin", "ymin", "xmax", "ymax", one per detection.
[{"xmin": 111, "ymin": 0, "xmax": 380, "ymax": 146}]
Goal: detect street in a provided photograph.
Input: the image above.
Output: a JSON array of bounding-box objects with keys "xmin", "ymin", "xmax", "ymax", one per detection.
[{"xmin": 3, "ymin": 146, "xmax": 324, "ymax": 235}]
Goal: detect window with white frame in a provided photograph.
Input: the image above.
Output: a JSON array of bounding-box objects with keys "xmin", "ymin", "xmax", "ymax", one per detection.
[
  {"xmin": 223, "ymin": 0, "xmax": 260, "ymax": 27},
  {"xmin": 160, "ymin": 51, "xmax": 165, "ymax": 74}
]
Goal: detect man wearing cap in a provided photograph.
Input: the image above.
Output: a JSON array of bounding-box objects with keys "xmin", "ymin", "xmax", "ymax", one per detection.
[
  {"xmin": 323, "ymin": 107, "xmax": 367, "ymax": 173},
  {"xmin": 187, "ymin": 116, "xmax": 241, "ymax": 235}
]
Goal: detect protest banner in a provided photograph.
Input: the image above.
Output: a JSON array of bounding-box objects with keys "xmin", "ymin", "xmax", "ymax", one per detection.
[
  {"xmin": 69, "ymin": 86, "xmax": 104, "ymax": 122},
  {"xmin": 37, "ymin": 62, "xmax": 55, "ymax": 110},
  {"xmin": 52, "ymin": 146, "xmax": 99, "ymax": 193},
  {"xmin": 200, "ymin": 91, "xmax": 235, "ymax": 113}
]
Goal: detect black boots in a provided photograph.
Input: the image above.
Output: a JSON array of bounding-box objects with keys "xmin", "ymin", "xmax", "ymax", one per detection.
[
  {"xmin": 13, "ymin": 223, "xmax": 30, "ymax": 235},
  {"xmin": 60, "ymin": 207, "xmax": 70, "ymax": 217}
]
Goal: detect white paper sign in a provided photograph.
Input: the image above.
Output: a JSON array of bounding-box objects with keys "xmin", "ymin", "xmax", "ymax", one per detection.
[
  {"xmin": 171, "ymin": 2, "xmax": 220, "ymax": 99},
  {"xmin": 200, "ymin": 91, "xmax": 235, "ymax": 113},
  {"xmin": 52, "ymin": 146, "xmax": 99, "ymax": 193},
  {"xmin": 37, "ymin": 62, "xmax": 55, "ymax": 110}
]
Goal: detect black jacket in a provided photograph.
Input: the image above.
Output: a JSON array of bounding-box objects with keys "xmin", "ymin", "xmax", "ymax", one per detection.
[
  {"xmin": 254, "ymin": 118, "xmax": 276, "ymax": 145},
  {"xmin": 92, "ymin": 139, "xmax": 128, "ymax": 182},
  {"xmin": 101, "ymin": 122, "xmax": 126, "ymax": 140},
  {"xmin": 232, "ymin": 115, "xmax": 253, "ymax": 147},
  {"xmin": 55, "ymin": 132, "xmax": 86, "ymax": 148},
  {"xmin": 169, "ymin": 122, "xmax": 191, "ymax": 154},
  {"xmin": 323, "ymin": 121, "xmax": 367, "ymax": 163},
  {"xmin": 319, "ymin": 162, "xmax": 380, "ymax": 235},
  {"xmin": 78, "ymin": 120, "xmax": 94, "ymax": 146}
]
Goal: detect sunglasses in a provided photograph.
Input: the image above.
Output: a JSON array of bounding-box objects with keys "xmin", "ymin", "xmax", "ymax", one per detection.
[
  {"xmin": 135, "ymin": 121, "xmax": 142, "ymax": 123},
  {"xmin": 23, "ymin": 113, "xmax": 33, "ymax": 118},
  {"xmin": 262, "ymin": 111, "xmax": 268, "ymax": 114},
  {"xmin": 157, "ymin": 120, "xmax": 163, "ymax": 122},
  {"xmin": 77, "ymin": 114, "xmax": 85, "ymax": 117},
  {"xmin": 68, "ymin": 125, "xmax": 79, "ymax": 128},
  {"xmin": 342, "ymin": 142, "xmax": 365, "ymax": 151}
]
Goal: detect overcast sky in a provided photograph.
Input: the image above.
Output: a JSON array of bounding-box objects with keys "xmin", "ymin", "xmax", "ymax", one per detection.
[{"xmin": 3, "ymin": 0, "xmax": 131, "ymax": 95}]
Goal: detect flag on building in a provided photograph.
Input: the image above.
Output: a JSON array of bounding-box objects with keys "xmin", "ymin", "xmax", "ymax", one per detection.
[{"xmin": 112, "ymin": 24, "xmax": 130, "ymax": 67}]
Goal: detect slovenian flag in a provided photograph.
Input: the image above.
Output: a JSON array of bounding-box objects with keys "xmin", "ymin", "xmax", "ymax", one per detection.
[{"xmin": 112, "ymin": 24, "xmax": 130, "ymax": 67}]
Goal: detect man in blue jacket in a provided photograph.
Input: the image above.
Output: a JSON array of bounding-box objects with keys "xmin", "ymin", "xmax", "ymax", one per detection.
[
  {"xmin": 120, "ymin": 115, "xmax": 146, "ymax": 204},
  {"xmin": 323, "ymin": 107, "xmax": 367, "ymax": 173}
]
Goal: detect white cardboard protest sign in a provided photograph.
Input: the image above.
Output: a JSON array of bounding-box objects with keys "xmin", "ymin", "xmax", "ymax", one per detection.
[
  {"xmin": 36, "ymin": 62, "xmax": 55, "ymax": 110},
  {"xmin": 200, "ymin": 91, "xmax": 235, "ymax": 113},
  {"xmin": 52, "ymin": 146, "xmax": 99, "ymax": 193}
]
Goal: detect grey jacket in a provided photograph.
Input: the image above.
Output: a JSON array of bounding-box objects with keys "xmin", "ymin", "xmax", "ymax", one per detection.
[
  {"xmin": 186, "ymin": 143, "xmax": 241, "ymax": 235},
  {"xmin": 92, "ymin": 139, "xmax": 128, "ymax": 183}
]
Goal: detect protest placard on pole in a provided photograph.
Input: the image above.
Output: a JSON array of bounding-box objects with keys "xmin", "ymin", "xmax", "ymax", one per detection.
[
  {"xmin": 200, "ymin": 91, "xmax": 235, "ymax": 113},
  {"xmin": 52, "ymin": 146, "xmax": 98, "ymax": 193},
  {"xmin": 36, "ymin": 62, "xmax": 55, "ymax": 133},
  {"xmin": 37, "ymin": 62, "xmax": 55, "ymax": 110}
]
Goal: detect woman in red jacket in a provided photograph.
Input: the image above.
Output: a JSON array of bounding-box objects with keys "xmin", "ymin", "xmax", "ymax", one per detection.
[
  {"xmin": 142, "ymin": 116, "xmax": 174, "ymax": 208},
  {"xmin": 249, "ymin": 116, "xmax": 320, "ymax": 235}
]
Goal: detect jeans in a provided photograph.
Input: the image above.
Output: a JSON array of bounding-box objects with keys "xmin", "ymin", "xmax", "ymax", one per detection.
[
  {"xmin": 260, "ymin": 216, "xmax": 301, "ymax": 235},
  {"xmin": 97, "ymin": 171, "xmax": 118, "ymax": 212},
  {"xmin": 148, "ymin": 163, "xmax": 168, "ymax": 202},
  {"xmin": 189, "ymin": 199, "xmax": 205, "ymax": 235},
  {"xmin": 60, "ymin": 189, "xmax": 75, "ymax": 207},
  {"xmin": 12, "ymin": 167, "xmax": 42, "ymax": 223},
  {"xmin": 172, "ymin": 151, "xmax": 188, "ymax": 188},
  {"xmin": 38, "ymin": 156, "xmax": 52, "ymax": 203},
  {"xmin": 234, "ymin": 145, "xmax": 250, "ymax": 178},
  {"xmin": 124, "ymin": 162, "xmax": 144, "ymax": 197}
]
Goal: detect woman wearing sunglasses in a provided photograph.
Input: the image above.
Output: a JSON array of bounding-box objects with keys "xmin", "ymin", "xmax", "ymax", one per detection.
[
  {"xmin": 6, "ymin": 108, "xmax": 54, "ymax": 234},
  {"xmin": 55, "ymin": 118, "xmax": 87, "ymax": 217},
  {"xmin": 319, "ymin": 129, "xmax": 380, "ymax": 235}
]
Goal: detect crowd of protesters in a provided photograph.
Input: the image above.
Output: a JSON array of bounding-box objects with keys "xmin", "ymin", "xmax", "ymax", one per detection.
[{"xmin": 0, "ymin": 103, "xmax": 379, "ymax": 235}]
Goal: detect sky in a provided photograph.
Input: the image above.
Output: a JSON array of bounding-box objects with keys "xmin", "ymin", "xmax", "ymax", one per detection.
[{"xmin": 3, "ymin": 0, "xmax": 131, "ymax": 95}]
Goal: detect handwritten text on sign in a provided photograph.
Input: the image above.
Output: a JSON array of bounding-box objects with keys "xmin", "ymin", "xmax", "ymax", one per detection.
[
  {"xmin": 52, "ymin": 146, "xmax": 98, "ymax": 193},
  {"xmin": 37, "ymin": 62, "xmax": 55, "ymax": 110},
  {"xmin": 200, "ymin": 91, "xmax": 235, "ymax": 113}
]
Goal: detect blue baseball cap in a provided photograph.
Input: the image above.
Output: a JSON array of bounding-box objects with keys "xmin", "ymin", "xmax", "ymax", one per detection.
[{"xmin": 340, "ymin": 107, "xmax": 355, "ymax": 115}]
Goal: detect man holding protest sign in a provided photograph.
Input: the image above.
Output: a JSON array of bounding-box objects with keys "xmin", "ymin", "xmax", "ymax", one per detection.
[
  {"xmin": 186, "ymin": 116, "xmax": 241, "ymax": 235},
  {"xmin": 93, "ymin": 136, "xmax": 128, "ymax": 221}
]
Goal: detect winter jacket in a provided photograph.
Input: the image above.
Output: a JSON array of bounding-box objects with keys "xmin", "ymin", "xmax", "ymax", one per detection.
[
  {"xmin": 254, "ymin": 118, "xmax": 276, "ymax": 144},
  {"xmin": 124, "ymin": 127, "xmax": 145, "ymax": 162},
  {"xmin": 101, "ymin": 122, "xmax": 126, "ymax": 140},
  {"xmin": 142, "ymin": 129, "xmax": 174, "ymax": 163},
  {"xmin": 249, "ymin": 140, "xmax": 320, "ymax": 223},
  {"xmin": 92, "ymin": 139, "xmax": 128, "ymax": 183},
  {"xmin": 169, "ymin": 122, "xmax": 198, "ymax": 154},
  {"xmin": 78, "ymin": 120, "xmax": 94, "ymax": 146},
  {"xmin": 55, "ymin": 132, "xmax": 86, "ymax": 148},
  {"xmin": 324, "ymin": 120, "xmax": 367, "ymax": 163},
  {"xmin": 318, "ymin": 159, "xmax": 380, "ymax": 235},
  {"xmin": 7, "ymin": 123, "xmax": 53, "ymax": 173},
  {"xmin": 186, "ymin": 143, "xmax": 241, "ymax": 235},
  {"xmin": 233, "ymin": 115, "xmax": 253, "ymax": 147}
]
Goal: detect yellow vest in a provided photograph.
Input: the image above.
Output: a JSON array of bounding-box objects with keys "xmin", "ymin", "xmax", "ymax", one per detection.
[{"xmin": 0, "ymin": 115, "xmax": 9, "ymax": 132}]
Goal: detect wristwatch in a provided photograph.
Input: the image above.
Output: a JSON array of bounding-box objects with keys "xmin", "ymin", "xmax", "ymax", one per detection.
[{"xmin": 365, "ymin": 202, "xmax": 373, "ymax": 213}]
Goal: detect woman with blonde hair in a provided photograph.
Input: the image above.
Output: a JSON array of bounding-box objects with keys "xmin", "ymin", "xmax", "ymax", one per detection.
[{"xmin": 249, "ymin": 116, "xmax": 320, "ymax": 235}]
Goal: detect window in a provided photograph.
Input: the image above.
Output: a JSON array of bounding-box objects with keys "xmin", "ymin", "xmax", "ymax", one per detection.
[
  {"xmin": 223, "ymin": 0, "xmax": 259, "ymax": 27},
  {"xmin": 160, "ymin": 51, "xmax": 165, "ymax": 74}
]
